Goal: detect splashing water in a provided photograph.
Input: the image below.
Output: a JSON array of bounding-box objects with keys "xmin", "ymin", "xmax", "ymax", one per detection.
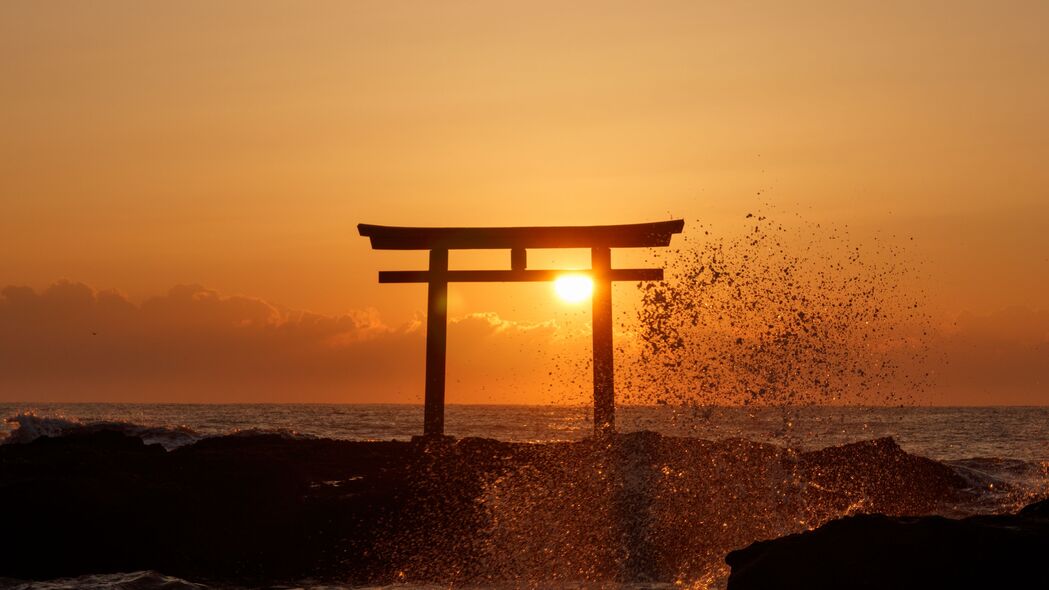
[
  {"xmin": 473, "ymin": 433, "xmax": 994, "ymax": 588},
  {"xmin": 622, "ymin": 211, "xmax": 933, "ymax": 411}
]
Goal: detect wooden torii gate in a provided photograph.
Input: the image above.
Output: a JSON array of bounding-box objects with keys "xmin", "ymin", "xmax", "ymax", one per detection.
[{"xmin": 358, "ymin": 220, "xmax": 684, "ymax": 437}]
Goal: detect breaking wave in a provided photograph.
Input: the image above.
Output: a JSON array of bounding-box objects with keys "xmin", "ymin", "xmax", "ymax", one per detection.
[
  {"xmin": 1, "ymin": 413, "xmax": 313, "ymax": 450},
  {"xmin": 0, "ymin": 571, "xmax": 207, "ymax": 590},
  {"xmin": 2, "ymin": 413, "xmax": 202, "ymax": 450}
]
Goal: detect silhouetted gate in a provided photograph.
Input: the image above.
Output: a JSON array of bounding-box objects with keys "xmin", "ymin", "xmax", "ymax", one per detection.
[{"xmin": 359, "ymin": 220, "xmax": 684, "ymax": 436}]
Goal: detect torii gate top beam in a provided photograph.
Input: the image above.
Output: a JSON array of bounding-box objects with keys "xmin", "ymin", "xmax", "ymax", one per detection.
[{"xmin": 358, "ymin": 219, "xmax": 684, "ymax": 250}]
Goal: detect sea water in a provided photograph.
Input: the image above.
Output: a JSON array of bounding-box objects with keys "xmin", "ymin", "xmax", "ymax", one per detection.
[{"xmin": 2, "ymin": 403, "xmax": 1046, "ymax": 461}]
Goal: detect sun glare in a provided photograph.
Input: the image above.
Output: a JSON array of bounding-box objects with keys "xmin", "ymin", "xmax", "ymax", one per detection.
[{"xmin": 554, "ymin": 274, "xmax": 594, "ymax": 303}]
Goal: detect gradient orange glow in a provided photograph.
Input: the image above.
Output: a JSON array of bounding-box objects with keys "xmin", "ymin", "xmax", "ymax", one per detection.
[{"xmin": 1, "ymin": 2, "xmax": 1046, "ymax": 404}]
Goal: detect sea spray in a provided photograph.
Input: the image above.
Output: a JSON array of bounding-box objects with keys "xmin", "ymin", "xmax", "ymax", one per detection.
[
  {"xmin": 476, "ymin": 434, "xmax": 974, "ymax": 586},
  {"xmin": 622, "ymin": 211, "xmax": 933, "ymax": 410}
]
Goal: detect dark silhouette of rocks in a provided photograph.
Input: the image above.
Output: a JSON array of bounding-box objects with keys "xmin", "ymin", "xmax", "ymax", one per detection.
[
  {"xmin": 0, "ymin": 430, "xmax": 1034, "ymax": 585},
  {"xmin": 726, "ymin": 498, "xmax": 1049, "ymax": 589}
]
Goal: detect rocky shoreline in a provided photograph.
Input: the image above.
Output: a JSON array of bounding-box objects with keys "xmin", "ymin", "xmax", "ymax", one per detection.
[
  {"xmin": 727, "ymin": 497, "xmax": 1049, "ymax": 589},
  {"xmin": 1, "ymin": 430, "xmax": 1043, "ymax": 587}
]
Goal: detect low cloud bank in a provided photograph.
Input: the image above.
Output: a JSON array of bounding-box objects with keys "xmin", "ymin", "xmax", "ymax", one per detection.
[
  {"xmin": 0, "ymin": 282, "xmax": 584, "ymax": 403},
  {"xmin": 0, "ymin": 282, "xmax": 1045, "ymax": 405}
]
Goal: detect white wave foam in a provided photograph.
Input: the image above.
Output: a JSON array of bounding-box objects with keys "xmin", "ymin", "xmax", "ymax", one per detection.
[
  {"xmin": 1, "ymin": 413, "xmax": 323, "ymax": 451},
  {"xmin": 0, "ymin": 571, "xmax": 565, "ymax": 590},
  {"xmin": 2, "ymin": 413, "xmax": 202, "ymax": 450},
  {"xmin": 945, "ymin": 457, "xmax": 1049, "ymax": 514},
  {"xmin": 0, "ymin": 570, "xmax": 208, "ymax": 589}
]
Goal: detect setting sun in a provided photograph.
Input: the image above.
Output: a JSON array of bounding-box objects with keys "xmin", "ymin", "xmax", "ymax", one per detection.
[{"xmin": 554, "ymin": 274, "xmax": 594, "ymax": 303}]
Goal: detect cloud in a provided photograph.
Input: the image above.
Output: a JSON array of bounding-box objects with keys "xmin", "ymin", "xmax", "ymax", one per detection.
[
  {"xmin": 1, "ymin": 282, "xmax": 1045, "ymax": 406},
  {"xmin": 0, "ymin": 282, "xmax": 588, "ymax": 404}
]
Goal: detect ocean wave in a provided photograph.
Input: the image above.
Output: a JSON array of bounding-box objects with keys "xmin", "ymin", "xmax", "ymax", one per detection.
[
  {"xmin": 1, "ymin": 413, "xmax": 322, "ymax": 451},
  {"xmin": 0, "ymin": 570, "xmax": 207, "ymax": 590},
  {"xmin": 0, "ymin": 571, "xmax": 675, "ymax": 590},
  {"xmin": 944, "ymin": 457, "xmax": 1049, "ymax": 513},
  {"xmin": 2, "ymin": 413, "xmax": 203, "ymax": 450}
]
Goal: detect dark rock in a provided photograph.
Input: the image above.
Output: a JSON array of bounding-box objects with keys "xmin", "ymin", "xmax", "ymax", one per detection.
[
  {"xmin": 795, "ymin": 437, "xmax": 972, "ymax": 515},
  {"xmin": 1020, "ymin": 496, "xmax": 1049, "ymax": 518},
  {"xmin": 726, "ymin": 497, "xmax": 1049, "ymax": 589},
  {"xmin": 0, "ymin": 431, "xmax": 1019, "ymax": 586}
]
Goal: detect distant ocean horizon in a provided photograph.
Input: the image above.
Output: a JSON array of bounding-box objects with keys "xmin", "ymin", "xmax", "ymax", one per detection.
[{"xmin": 3, "ymin": 402, "xmax": 1047, "ymax": 462}]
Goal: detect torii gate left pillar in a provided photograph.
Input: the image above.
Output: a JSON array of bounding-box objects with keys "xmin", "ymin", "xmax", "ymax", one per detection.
[{"xmin": 359, "ymin": 220, "xmax": 684, "ymax": 437}]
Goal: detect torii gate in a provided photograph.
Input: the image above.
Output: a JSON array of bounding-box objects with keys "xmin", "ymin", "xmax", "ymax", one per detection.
[{"xmin": 358, "ymin": 220, "xmax": 684, "ymax": 437}]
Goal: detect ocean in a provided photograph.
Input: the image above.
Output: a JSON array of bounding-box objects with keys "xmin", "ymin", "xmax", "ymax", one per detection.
[
  {"xmin": 2, "ymin": 403, "xmax": 1047, "ymax": 590},
  {"xmin": 3, "ymin": 403, "xmax": 1047, "ymax": 461}
]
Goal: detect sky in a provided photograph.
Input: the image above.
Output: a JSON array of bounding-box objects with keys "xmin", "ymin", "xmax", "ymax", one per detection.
[{"xmin": 1, "ymin": 1, "xmax": 1047, "ymax": 405}]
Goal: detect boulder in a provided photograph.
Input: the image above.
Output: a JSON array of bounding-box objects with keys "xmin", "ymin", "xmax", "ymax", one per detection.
[{"xmin": 726, "ymin": 497, "xmax": 1049, "ymax": 589}]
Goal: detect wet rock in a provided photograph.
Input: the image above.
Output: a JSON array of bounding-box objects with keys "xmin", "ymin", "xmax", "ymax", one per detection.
[
  {"xmin": 726, "ymin": 497, "xmax": 1049, "ymax": 589},
  {"xmin": 0, "ymin": 431, "xmax": 1002, "ymax": 586},
  {"xmin": 795, "ymin": 437, "xmax": 970, "ymax": 515}
]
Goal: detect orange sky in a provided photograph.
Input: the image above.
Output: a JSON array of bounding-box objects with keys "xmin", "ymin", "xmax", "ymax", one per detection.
[{"xmin": 1, "ymin": 1, "xmax": 1047, "ymax": 405}]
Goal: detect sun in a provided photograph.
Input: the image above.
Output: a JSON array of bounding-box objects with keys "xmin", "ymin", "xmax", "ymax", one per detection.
[{"xmin": 554, "ymin": 274, "xmax": 594, "ymax": 303}]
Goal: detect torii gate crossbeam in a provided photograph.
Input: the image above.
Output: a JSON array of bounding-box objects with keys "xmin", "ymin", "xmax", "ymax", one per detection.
[{"xmin": 359, "ymin": 220, "xmax": 684, "ymax": 437}]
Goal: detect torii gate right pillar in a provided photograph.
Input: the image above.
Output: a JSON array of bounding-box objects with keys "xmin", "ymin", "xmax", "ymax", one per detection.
[{"xmin": 591, "ymin": 246, "xmax": 615, "ymax": 435}]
